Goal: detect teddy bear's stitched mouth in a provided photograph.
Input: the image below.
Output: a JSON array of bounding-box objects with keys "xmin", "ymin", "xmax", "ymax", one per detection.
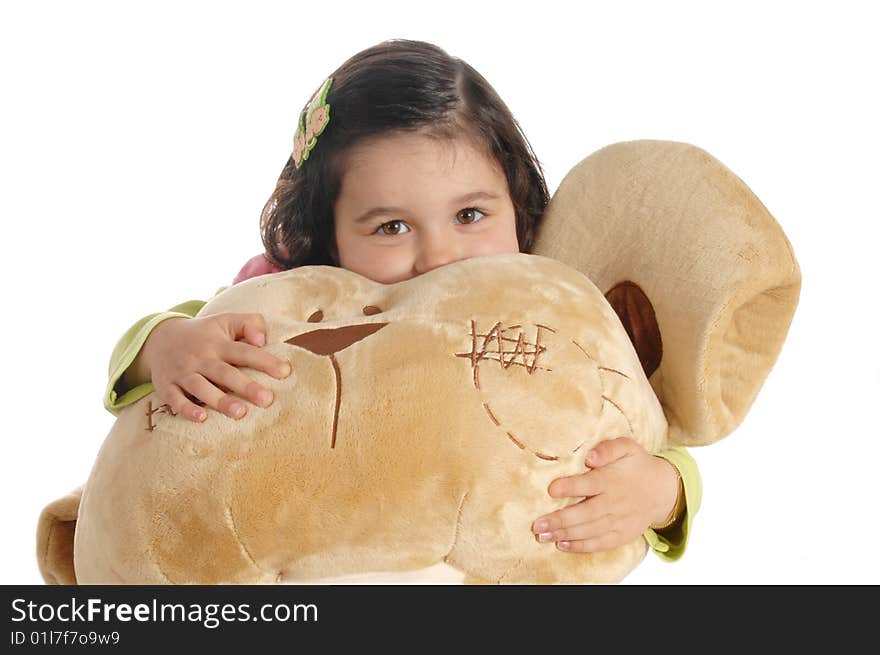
[
  {"xmin": 285, "ymin": 322, "xmax": 388, "ymax": 355},
  {"xmin": 285, "ymin": 323, "xmax": 389, "ymax": 449}
]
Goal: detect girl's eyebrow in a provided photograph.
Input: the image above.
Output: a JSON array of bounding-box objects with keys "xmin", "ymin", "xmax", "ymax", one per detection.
[
  {"xmin": 354, "ymin": 190, "xmax": 501, "ymax": 224},
  {"xmin": 451, "ymin": 190, "xmax": 501, "ymax": 204}
]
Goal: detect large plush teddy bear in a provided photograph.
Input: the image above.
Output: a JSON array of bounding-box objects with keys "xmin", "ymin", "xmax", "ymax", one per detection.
[{"xmin": 37, "ymin": 141, "xmax": 801, "ymax": 585}]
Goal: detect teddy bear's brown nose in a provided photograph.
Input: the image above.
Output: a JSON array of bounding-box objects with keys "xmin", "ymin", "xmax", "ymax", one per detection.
[{"xmin": 285, "ymin": 323, "xmax": 388, "ymax": 356}]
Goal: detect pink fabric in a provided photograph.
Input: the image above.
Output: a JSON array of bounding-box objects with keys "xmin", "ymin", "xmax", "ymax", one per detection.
[{"xmin": 232, "ymin": 253, "xmax": 285, "ymax": 285}]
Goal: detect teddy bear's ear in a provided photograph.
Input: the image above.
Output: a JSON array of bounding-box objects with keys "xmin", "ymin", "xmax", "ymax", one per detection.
[
  {"xmin": 533, "ymin": 140, "xmax": 801, "ymax": 446},
  {"xmin": 604, "ymin": 280, "xmax": 663, "ymax": 379},
  {"xmin": 36, "ymin": 487, "xmax": 82, "ymax": 584}
]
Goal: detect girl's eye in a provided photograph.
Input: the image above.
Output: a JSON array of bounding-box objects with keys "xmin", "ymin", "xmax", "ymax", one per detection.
[
  {"xmin": 375, "ymin": 220, "xmax": 410, "ymax": 236},
  {"xmin": 456, "ymin": 208, "xmax": 486, "ymax": 225},
  {"xmin": 374, "ymin": 209, "xmax": 485, "ymax": 235}
]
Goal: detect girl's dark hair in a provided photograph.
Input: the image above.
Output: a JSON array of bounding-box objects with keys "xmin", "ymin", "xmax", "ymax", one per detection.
[{"xmin": 260, "ymin": 39, "xmax": 549, "ymax": 268}]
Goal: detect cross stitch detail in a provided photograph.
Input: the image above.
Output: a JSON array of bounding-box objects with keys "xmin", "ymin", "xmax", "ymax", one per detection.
[
  {"xmin": 145, "ymin": 401, "xmax": 176, "ymax": 432},
  {"xmin": 458, "ymin": 320, "xmax": 638, "ymax": 464},
  {"xmin": 457, "ymin": 321, "xmax": 559, "ymax": 461},
  {"xmin": 455, "ymin": 321, "xmax": 551, "ymax": 390}
]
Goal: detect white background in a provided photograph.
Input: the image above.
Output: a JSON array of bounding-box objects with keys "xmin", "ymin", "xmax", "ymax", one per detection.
[{"xmin": 2, "ymin": 0, "xmax": 878, "ymax": 585}]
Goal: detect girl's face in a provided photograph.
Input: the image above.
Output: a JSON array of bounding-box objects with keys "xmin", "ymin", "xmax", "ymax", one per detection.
[{"xmin": 334, "ymin": 130, "xmax": 520, "ymax": 284}]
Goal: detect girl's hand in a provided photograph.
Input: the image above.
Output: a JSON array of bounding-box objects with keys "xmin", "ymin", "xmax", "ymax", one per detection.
[
  {"xmin": 531, "ymin": 437, "xmax": 681, "ymax": 553},
  {"xmin": 140, "ymin": 313, "xmax": 292, "ymax": 423}
]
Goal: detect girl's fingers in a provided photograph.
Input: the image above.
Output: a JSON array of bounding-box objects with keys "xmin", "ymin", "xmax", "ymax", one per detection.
[
  {"xmin": 200, "ymin": 359, "xmax": 274, "ymax": 409},
  {"xmin": 533, "ymin": 495, "xmax": 608, "ymax": 536},
  {"xmin": 178, "ymin": 373, "xmax": 247, "ymax": 420},
  {"xmin": 547, "ymin": 470, "xmax": 602, "ymax": 499},
  {"xmin": 158, "ymin": 384, "xmax": 208, "ymax": 424},
  {"xmin": 556, "ymin": 531, "xmax": 623, "ymax": 554},
  {"xmin": 242, "ymin": 321, "xmax": 266, "ymax": 348},
  {"xmin": 225, "ymin": 313, "xmax": 268, "ymax": 347},
  {"xmin": 223, "ymin": 340, "xmax": 292, "ymax": 379},
  {"xmin": 585, "ymin": 437, "xmax": 638, "ymax": 468},
  {"xmin": 535, "ymin": 513, "xmax": 613, "ymax": 545}
]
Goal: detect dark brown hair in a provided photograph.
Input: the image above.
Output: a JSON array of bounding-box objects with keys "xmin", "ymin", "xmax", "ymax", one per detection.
[{"xmin": 260, "ymin": 39, "xmax": 549, "ymax": 268}]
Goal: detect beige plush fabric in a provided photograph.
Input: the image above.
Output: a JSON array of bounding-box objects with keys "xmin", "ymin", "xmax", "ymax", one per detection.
[
  {"xmin": 35, "ymin": 487, "xmax": 82, "ymax": 585},
  {"xmin": 71, "ymin": 254, "xmax": 666, "ymax": 584},
  {"xmin": 36, "ymin": 140, "xmax": 799, "ymax": 584}
]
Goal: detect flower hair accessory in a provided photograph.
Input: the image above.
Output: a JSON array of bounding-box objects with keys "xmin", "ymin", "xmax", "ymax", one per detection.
[{"xmin": 293, "ymin": 77, "xmax": 333, "ymax": 169}]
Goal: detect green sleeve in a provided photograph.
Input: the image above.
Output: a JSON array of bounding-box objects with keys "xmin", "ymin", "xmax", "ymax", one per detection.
[
  {"xmin": 103, "ymin": 287, "xmax": 229, "ymax": 416},
  {"xmin": 642, "ymin": 446, "xmax": 702, "ymax": 562}
]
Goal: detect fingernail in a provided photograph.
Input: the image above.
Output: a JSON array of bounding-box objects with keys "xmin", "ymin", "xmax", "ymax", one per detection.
[
  {"xmin": 258, "ymin": 390, "xmax": 273, "ymax": 407},
  {"xmin": 256, "ymin": 333, "xmax": 266, "ymax": 347},
  {"xmin": 538, "ymin": 532, "xmax": 553, "ymax": 543},
  {"xmin": 585, "ymin": 450, "xmax": 597, "ymax": 463},
  {"xmin": 230, "ymin": 402, "xmax": 245, "ymax": 418},
  {"xmin": 279, "ymin": 362, "xmax": 292, "ymax": 378},
  {"xmin": 534, "ymin": 520, "xmax": 549, "ymax": 533},
  {"xmin": 557, "ymin": 541, "xmax": 571, "ymax": 550},
  {"xmin": 194, "ymin": 409, "xmax": 206, "ymax": 422}
]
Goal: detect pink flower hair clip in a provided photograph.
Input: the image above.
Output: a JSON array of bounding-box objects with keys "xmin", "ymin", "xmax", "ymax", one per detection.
[{"xmin": 292, "ymin": 77, "xmax": 333, "ymax": 169}]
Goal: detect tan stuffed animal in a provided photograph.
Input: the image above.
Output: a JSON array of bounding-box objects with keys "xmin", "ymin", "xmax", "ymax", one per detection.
[{"xmin": 37, "ymin": 141, "xmax": 800, "ymax": 585}]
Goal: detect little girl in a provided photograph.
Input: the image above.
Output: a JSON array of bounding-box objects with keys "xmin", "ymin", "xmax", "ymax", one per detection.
[{"xmin": 105, "ymin": 39, "xmax": 699, "ymax": 564}]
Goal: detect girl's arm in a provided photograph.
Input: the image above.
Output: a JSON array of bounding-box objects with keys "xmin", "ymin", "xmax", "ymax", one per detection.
[
  {"xmin": 106, "ymin": 254, "xmax": 285, "ymax": 417},
  {"xmin": 643, "ymin": 446, "xmax": 702, "ymax": 561},
  {"xmin": 105, "ymin": 298, "xmax": 211, "ymax": 416},
  {"xmin": 104, "ymin": 253, "xmax": 282, "ymax": 416},
  {"xmin": 104, "ymin": 286, "xmax": 289, "ymax": 423},
  {"xmin": 532, "ymin": 439, "xmax": 703, "ymax": 559}
]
